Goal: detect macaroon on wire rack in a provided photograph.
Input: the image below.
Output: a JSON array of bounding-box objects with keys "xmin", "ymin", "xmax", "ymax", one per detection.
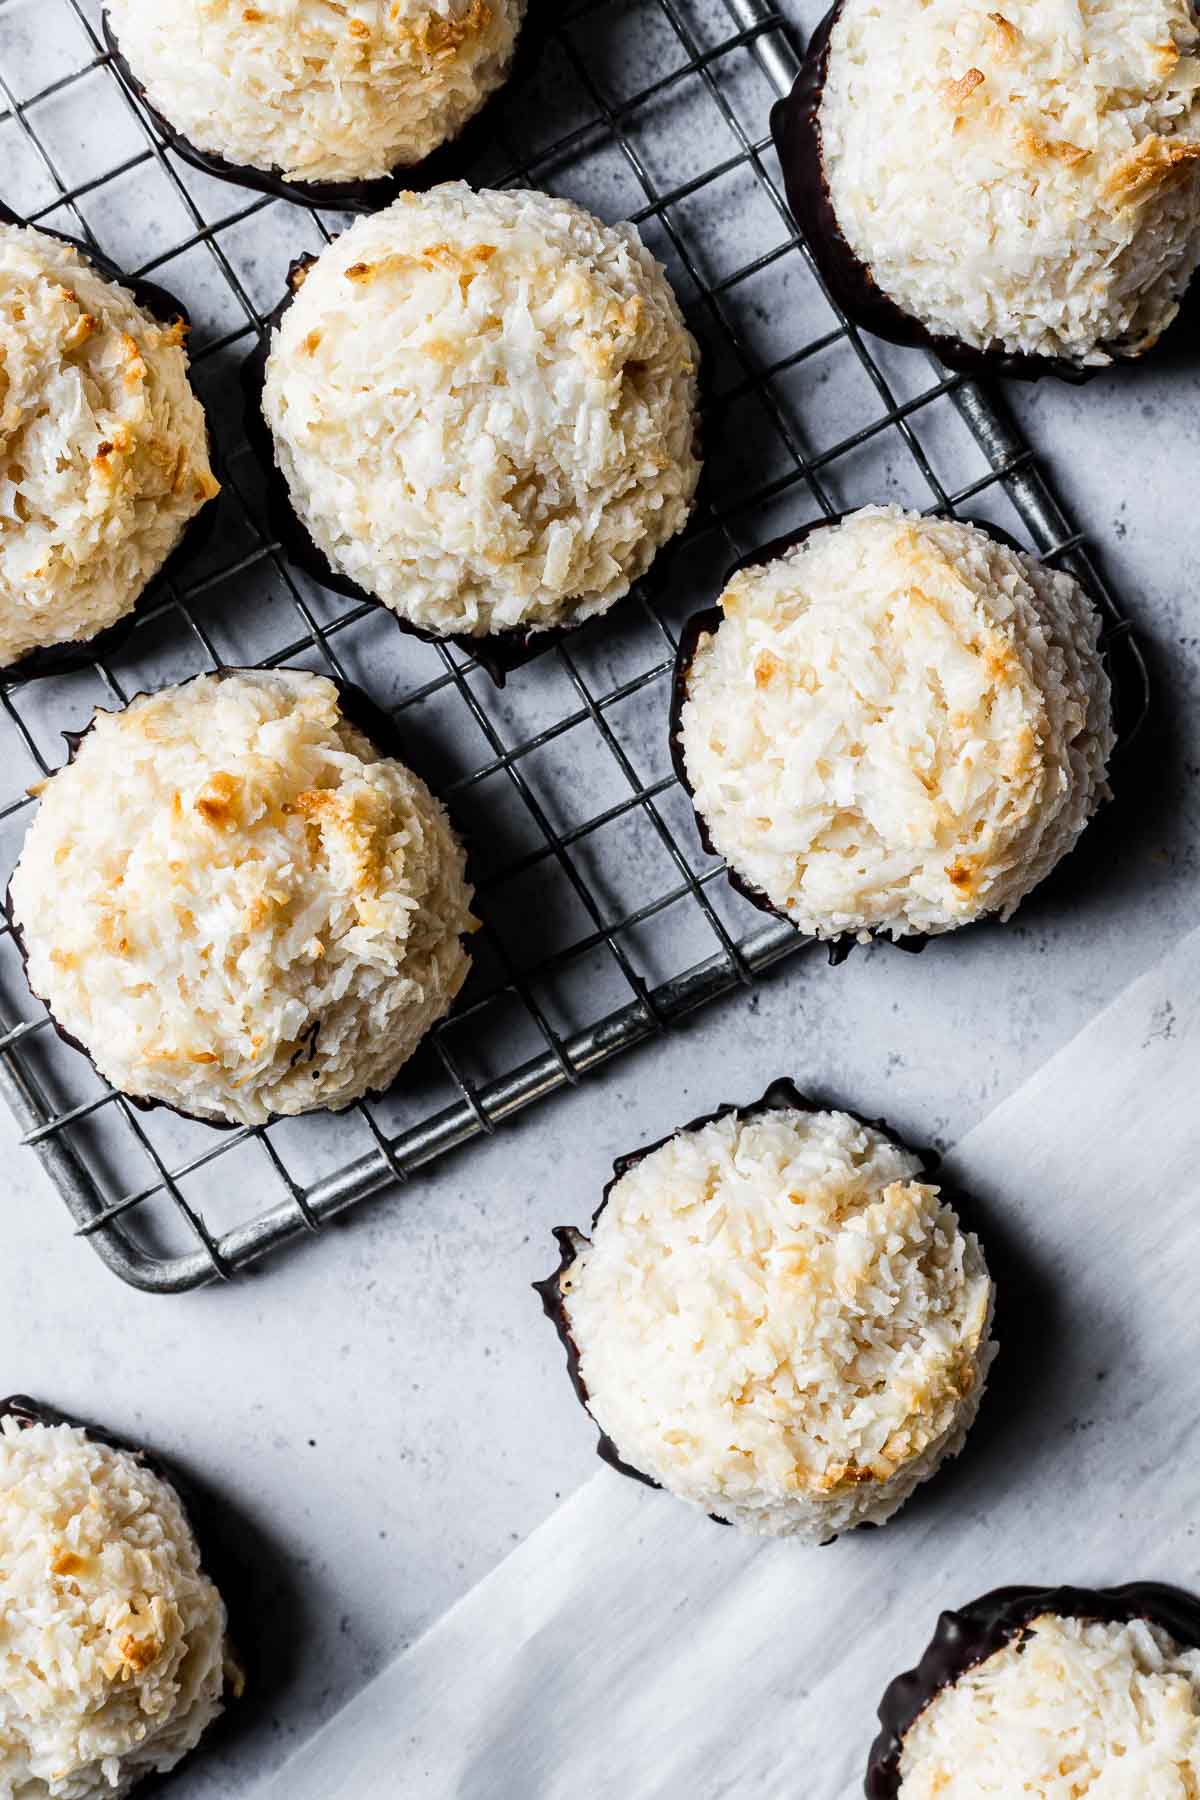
[{"xmin": 0, "ymin": 0, "xmax": 1149, "ymax": 1292}]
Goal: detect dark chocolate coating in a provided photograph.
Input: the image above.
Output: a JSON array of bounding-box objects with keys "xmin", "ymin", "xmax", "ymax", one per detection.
[
  {"xmin": 669, "ymin": 511, "xmax": 1135, "ymax": 963},
  {"xmin": 534, "ymin": 1226, "xmax": 662, "ymax": 1494},
  {"xmin": 769, "ymin": 3, "xmax": 1181, "ymax": 383},
  {"xmin": 535, "ymin": 1079, "xmax": 944, "ymax": 1526},
  {"xmin": 101, "ymin": 2, "xmax": 555, "ymax": 214},
  {"xmin": 5, "ymin": 665, "xmax": 473, "ymax": 1132},
  {"xmin": 0, "ymin": 1393, "xmax": 244, "ymax": 1730},
  {"xmin": 0, "ymin": 201, "xmax": 219, "ymax": 683},
  {"xmin": 866, "ymin": 1581, "xmax": 1200, "ymax": 1795}
]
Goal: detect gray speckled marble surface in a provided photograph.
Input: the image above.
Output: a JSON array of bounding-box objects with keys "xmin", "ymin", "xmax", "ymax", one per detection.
[{"xmin": 1, "ymin": 1, "xmax": 1198, "ymax": 1794}]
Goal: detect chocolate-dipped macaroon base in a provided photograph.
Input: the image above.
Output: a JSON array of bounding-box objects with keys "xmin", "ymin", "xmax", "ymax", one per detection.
[
  {"xmin": 102, "ymin": 3, "xmax": 554, "ymax": 215},
  {"xmin": 537, "ymin": 1078, "xmax": 957, "ymax": 1529},
  {"xmin": 866, "ymin": 1581, "xmax": 1200, "ymax": 1796},
  {"xmin": 537, "ymin": 1081, "xmax": 831, "ymax": 1510},
  {"xmin": 769, "ymin": 5, "xmax": 1097, "ymax": 385},
  {"xmin": 772, "ymin": 2, "xmax": 1199, "ymax": 382}
]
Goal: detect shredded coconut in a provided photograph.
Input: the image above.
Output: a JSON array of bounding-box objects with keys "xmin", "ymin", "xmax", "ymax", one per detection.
[
  {"xmin": 820, "ymin": 0, "xmax": 1200, "ymax": 364},
  {"xmin": 557, "ymin": 1105, "xmax": 995, "ymax": 1540},
  {"xmin": 107, "ymin": 0, "xmax": 526, "ymax": 184},
  {"xmin": 900, "ymin": 1612, "xmax": 1200, "ymax": 1795},
  {"xmin": 0, "ymin": 223, "xmax": 217, "ymax": 670},
  {"xmin": 679, "ymin": 506, "xmax": 1114, "ymax": 941},
  {"xmin": 262, "ymin": 184, "xmax": 701, "ymax": 638},
  {"xmin": 0, "ymin": 1416, "xmax": 228, "ymax": 1800},
  {"xmin": 9, "ymin": 670, "xmax": 474, "ymax": 1127}
]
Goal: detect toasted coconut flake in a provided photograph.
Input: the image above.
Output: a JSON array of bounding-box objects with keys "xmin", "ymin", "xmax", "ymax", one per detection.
[
  {"xmin": 1104, "ymin": 130, "xmax": 1200, "ymax": 204},
  {"xmin": 820, "ymin": 0, "xmax": 1200, "ymax": 364},
  {"xmin": 942, "ymin": 67, "xmax": 986, "ymax": 107}
]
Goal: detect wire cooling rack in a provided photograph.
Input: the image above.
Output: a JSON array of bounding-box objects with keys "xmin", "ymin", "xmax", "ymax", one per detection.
[{"xmin": 0, "ymin": 0, "xmax": 1148, "ymax": 1290}]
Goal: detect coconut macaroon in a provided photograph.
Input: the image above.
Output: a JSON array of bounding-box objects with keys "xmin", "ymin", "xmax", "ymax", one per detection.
[
  {"xmin": 0, "ymin": 1411, "xmax": 230, "ymax": 1799},
  {"xmin": 676, "ymin": 507, "xmax": 1114, "ymax": 942},
  {"xmin": 892, "ymin": 1612, "xmax": 1200, "ymax": 1795},
  {"xmin": 812, "ymin": 0, "xmax": 1200, "ymax": 367},
  {"xmin": 0, "ymin": 222, "xmax": 217, "ymax": 672},
  {"xmin": 106, "ymin": 0, "xmax": 527, "ymax": 187},
  {"xmin": 8, "ymin": 670, "xmax": 474, "ymax": 1127},
  {"xmin": 542, "ymin": 1095, "xmax": 995, "ymax": 1540},
  {"xmin": 260, "ymin": 184, "xmax": 701, "ymax": 640}
]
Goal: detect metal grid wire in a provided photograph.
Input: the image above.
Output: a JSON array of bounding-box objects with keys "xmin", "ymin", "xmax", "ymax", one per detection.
[{"xmin": 0, "ymin": 0, "xmax": 1146, "ymax": 1290}]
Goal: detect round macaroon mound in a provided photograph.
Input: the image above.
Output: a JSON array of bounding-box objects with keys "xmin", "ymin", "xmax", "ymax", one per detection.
[
  {"xmin": 0, "ymin": 1409, "xmax": 230, "ymax": 1799},
  {"xmin": 890, "ymin": 1609, "xmax": 1200, "ymax": 1795},
  {"xmin": 261, "ymin": 183, "xmax": 701, "ymax": 640},
  {"xmin": 676, "ymin": 506, "xmax": 1114, "ymax": 942},
  {"xmin": 544, "ymin": 1095, "xmax": 995, "ymax": 1540},
  {"xmin": 814, "ymin": 0, "xmax": 1200, "ymax": 368},
  {"xmin": 8, "ymin": 669, "xmax": 475, "ymax": 1127},
  {"xmin": 0, "ymin": 222, "xmax": 217, "ymax": 672},
  {"xmin": 106, "ymin": 0, "xmax": 527, "ymax": 187}
]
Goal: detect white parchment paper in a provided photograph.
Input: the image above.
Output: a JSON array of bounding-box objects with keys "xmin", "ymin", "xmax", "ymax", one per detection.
[{"xmin": 257, "ymin": 927, "xmax": 1200, "ymax": 1799}]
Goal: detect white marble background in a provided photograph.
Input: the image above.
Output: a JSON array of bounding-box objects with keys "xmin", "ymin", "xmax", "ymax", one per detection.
[{"xmin": 1, "ymin": 1, "xmax": 1198, "ymax": 1794}]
